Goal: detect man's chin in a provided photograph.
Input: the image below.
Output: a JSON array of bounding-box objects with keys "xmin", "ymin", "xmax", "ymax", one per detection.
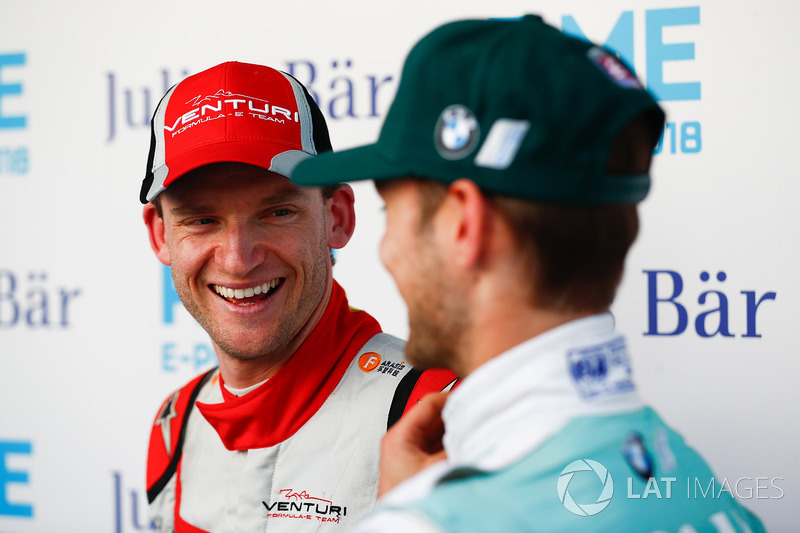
[
  {"xmin": 404, "ymin": 340, "xmax": 445, "ymax": 371},
  {"xmin": 210, "ymin": 334, "xmax": 284, "ymax": 362}
]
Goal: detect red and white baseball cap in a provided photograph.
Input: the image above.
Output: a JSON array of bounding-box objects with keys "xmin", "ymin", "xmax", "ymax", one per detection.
[{"xmin": 140, "ymin": 61, "xmax": 332, "ymax": 203}]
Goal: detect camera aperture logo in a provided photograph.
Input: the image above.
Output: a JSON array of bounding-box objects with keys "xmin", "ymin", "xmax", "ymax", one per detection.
[{"xmin": 558, "ymin": 459, "xmax": 614, "ymax": 516}]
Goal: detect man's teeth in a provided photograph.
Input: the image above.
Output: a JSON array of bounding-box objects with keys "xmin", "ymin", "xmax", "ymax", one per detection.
[{"xmin": 214, "ymin": 279, "xmax": 280, "ymax": 299}]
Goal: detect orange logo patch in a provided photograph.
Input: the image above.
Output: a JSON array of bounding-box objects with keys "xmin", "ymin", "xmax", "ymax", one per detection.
[{"xmin": 358, "ymin": 352, "xmax": 381, "ymax": 372}]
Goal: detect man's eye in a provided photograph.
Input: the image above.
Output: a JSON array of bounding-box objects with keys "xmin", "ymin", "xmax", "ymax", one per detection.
[
  {"xmin": 193, "ymin": 218, "xmax": 216, "ymax": 225},
  {"xmin": 273, "ymin": 209, "xmax": 292, "ymax": 217}
]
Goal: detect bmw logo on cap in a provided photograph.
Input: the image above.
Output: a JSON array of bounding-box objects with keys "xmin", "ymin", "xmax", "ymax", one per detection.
[{"xmin": 434, "ymin": 104, "xmax": 480, "ymax": 160}]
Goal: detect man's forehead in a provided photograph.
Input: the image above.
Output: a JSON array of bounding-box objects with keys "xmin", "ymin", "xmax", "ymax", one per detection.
[
  {"xmin": 374, "ymin": 176, "xmax": 416, "ymax": 197},
  {"xmin": 161, "ymin": 163, "xmax": 319, "ymax": 211}
]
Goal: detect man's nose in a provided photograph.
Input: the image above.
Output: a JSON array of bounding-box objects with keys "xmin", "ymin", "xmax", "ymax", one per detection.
[{"xmin": 214, "ymin": 223, "xmax": 266, "ymax": 277}]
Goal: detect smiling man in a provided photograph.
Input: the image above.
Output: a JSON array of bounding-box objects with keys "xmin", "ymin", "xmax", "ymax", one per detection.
[{"xmin": 139, "ymin": 61, "xmax": 455, "ymax": 533}]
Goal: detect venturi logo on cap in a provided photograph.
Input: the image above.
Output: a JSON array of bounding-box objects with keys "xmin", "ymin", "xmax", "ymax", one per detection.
[
  {"xmin": 434, "ymin": 105, "xmax": 480, "ymax": 160},
  {"xmin": 164, "ymin": 89, "xmax": 299, "ymax": 138}
]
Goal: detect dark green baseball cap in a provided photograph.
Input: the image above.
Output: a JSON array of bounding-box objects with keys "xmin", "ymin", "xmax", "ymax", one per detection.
[{"xmin": 291, "ymin": 15, "xmax": 665, "ymax": 204}]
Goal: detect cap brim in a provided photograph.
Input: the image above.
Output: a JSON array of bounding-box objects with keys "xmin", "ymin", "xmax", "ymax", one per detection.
[{"xmin": 291, "ymin": 143, "xmax": 409, "ymax": 187}]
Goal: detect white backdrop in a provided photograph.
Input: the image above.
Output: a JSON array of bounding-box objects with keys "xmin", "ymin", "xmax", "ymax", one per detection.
[{"xmin": 1, "ymin": 1, "xmax": 797, "ymax": 531}]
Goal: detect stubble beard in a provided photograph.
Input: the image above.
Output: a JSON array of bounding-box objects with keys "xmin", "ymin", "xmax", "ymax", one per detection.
[
  {"xmin": 403, "ymin": 243, "xmax": 468, "ymax": 373},
  {"xmin": 174, "ymin": 231, "xmax": 330, "ymax": 364}
]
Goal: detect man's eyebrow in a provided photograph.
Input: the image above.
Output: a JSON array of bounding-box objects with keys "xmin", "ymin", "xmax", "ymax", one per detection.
[
  {"xmin": 169, "ymin": 189, "xmax": 309, "ymax": 216},
  {"xmin": 261, "ymin": 189, "xmax": 307, "ymax": 205},
  {"xmin": 170, "ymin": 205, "xmax": 214, "ymax": 217}
]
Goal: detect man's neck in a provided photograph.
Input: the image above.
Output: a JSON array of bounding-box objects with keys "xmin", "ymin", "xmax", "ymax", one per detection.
[{"xmin": 459, "ymin": 288, "xmax": 600, "ymax": 377}]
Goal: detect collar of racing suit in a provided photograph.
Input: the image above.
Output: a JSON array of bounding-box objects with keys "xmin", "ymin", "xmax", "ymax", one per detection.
[
  {"xmin": 441, "ymin": 313, "xmax": 644, "ymax": 472},
  {"xmin": 196, "ymin": 280, "xmax": 382, "ymax": 450}
]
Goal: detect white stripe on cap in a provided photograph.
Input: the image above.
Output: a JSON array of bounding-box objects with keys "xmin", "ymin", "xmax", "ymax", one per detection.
[
  {"xmin": 147, "ymin": 84, "xmax": 179, "ymax": 201},
  {"xmin": 474, "ymin": 119, "xmax": 530, "ymax": 170}
]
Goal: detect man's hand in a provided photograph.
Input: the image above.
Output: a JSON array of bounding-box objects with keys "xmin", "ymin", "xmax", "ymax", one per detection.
[{"xmin": 378, "ymin": 391, "xmax": 450, "ymax": 498}]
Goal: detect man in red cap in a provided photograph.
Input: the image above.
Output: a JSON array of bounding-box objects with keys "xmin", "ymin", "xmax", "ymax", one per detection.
[{"xmin": 140, "ymin": 61, "xmax": 456, "ymax": 532}]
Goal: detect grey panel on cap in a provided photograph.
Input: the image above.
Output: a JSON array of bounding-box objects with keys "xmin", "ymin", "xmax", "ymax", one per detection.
[
  {"xmin": 270, "ymin": 150, "xmax": 313, "ymax": 179},
  {"xmin": 147, "ymin": 84, "xmax": 179, "ymax": 201},
  {"xmin": 278, "ymin": 71, "xmax": 315, "ymax": 154},
  {"xmin": 146, "ymin": 166, "xmax": 170, "ymax": 202}
]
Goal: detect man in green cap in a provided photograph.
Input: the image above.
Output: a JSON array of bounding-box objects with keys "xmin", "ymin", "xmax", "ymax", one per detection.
[{"xmin": 292, "ymin": 15, "xmax": 765, "ymax": 533}]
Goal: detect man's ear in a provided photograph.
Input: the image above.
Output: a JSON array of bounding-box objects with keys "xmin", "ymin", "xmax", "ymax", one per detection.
[
  {"xmin": 441, "ymin": 179, "xmax": 492, "ymax": 270},
  {"xmin": 326, "ymin": 184, "xmax": 356, "ymax": 249},
  {"xmin": 143, "ymin": 203, "xmax": 171, "ymax": 266}
]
